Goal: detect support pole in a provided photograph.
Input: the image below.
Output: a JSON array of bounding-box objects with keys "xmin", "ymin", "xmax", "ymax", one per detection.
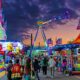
[
  {"xmin": 30, "ymin": 33, "xmax": 33, "ymax": 79},
  {"xmin": 31, "ymin": 33, "xmax": 33, "ymax": 47}
]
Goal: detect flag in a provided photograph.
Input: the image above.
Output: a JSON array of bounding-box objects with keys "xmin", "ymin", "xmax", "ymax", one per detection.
[{"xmin": 56, "ymin": 38, "xmax": 62, "ymax": 45}]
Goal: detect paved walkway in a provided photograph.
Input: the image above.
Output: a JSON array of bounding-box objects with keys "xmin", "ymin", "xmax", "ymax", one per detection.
[
  {"xmin": 0, "ymin": 71, "xmax": 6, "ymax": 78},
  {"xmin": 0, "ymin": 71, "xmax": 7, "ymax": 80},
  {"xmin": 0, "ymin": 71, "xmax": 80, "ymax": 80},
  {"xmin": 39, "ymin": 71, "xmax": 80, "ymax": 80},
  {"xmin": 0, "ymin": 75, "xmax": 7, "ymax": 80}
]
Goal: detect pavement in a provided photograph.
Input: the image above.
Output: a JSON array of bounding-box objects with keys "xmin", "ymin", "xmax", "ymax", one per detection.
[
  {"xmin": 0, "ymin": 71, "xmax": 6, "ymax": 78},
  {"xmin": 0, "ymin": 71, "xmax": 7, "ymax": 80},
  {"xmin": 0, "ymin": 71, "xmax": 80, "ymax": 80},
  {"xmin": 39, "ymin": 71, "xmax": 80, "ymax": 80}
]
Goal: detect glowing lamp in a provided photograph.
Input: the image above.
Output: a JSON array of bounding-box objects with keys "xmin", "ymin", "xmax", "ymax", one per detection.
[
  {"xmin": 7, "ymin": 43, "xmax": 13, "ymax": 51},
  {"xmin": 7, "ymin": 43, "xmax": 12, "ymax": 47},
  {"xmin": 7, "ymin": 46, "xmax": 13, "ymax": 51},
  {"xmin": 16, "ymin": 47, "xmax": 20, "ymax": 53}
]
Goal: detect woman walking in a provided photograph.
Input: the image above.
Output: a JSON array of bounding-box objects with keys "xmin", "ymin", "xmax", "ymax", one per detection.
[
  {"xmin": 24, "ymin": 57, "xmax": 31, "ymax": 80},
  {"xmin": 7, "ymin": 60, "xmax": 13, "ymax": 80}
]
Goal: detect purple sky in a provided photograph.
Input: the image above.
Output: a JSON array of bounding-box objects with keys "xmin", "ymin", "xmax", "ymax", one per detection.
[{"xmin": 2, "ymin": 0, "xmax": 80, "ymax": 45}]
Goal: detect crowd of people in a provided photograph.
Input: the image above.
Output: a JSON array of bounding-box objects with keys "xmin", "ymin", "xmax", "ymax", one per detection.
[{"xmin": 5, "ymin": 54, "xmax": 71, "ymax": 80}]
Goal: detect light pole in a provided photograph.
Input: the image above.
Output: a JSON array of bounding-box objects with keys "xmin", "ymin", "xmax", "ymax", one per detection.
[{"xmin": 30, "ymin": 33, "xmax": 33, "ymax": 79}]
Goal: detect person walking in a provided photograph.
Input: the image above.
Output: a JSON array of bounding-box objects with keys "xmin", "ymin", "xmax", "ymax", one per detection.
[
  {"xmin": 57, "ymin": 58, "xmax": 61, "ymax": 72},
  {"xmin": 62, "ymin": 57, "xmax": 67, "ymax": 74},
  {"xmin": 7, "ymin": 60, "xmax": 13, "ymax": 80},
  {"xmin": 38, "ymin": 57, "xmax": 41, "ymax": 73},
  {"xmin": 42, "ymin": 57, "xmax": 48, "ymax": 75},
  {"xmin": 33, "ymin": 58, "xmax": 40, "ymax": 80},
  {"xmin": 24, "ymin": 57, "xmax": 31, "ymax": 80},
  {"xmin": 11, "ymin": 59, "xmax": 23, "ymax": 80},
  {"xmin": 48, "ymin": 56, "xmax": 55, "ymax": 77}
]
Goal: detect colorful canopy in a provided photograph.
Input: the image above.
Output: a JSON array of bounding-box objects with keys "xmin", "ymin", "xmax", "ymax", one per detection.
[{"xmin": 73, "ymin": 34, "xmax": 80, "ymax": 44}]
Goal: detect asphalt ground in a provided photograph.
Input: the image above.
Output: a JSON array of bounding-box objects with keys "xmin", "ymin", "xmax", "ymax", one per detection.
[{"xmin": 0, "ymin": 71, "xmax": 80, "ymax": 80}]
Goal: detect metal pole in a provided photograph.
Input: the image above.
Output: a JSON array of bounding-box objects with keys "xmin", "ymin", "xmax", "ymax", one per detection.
[
  {"xmin": 31, "ymin": 33, "xmax": 33, "ymax": 47},
  {"xmin": 30, "ymin": 33, "xmax": 33, "ymax": 79}
]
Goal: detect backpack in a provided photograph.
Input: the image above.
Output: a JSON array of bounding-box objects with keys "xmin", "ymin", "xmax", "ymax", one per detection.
[{"xmin": 11, "ymin": 64, "xmax": 21, "ymax": 73}]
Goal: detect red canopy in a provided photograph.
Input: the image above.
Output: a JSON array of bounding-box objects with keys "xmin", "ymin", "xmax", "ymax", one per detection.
[{"xmin": 72, "ymin": 34, "xmax": 80, "ymax": 44}]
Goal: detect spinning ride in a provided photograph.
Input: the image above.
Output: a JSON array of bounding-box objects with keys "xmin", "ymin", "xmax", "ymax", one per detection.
[{"xmin": 32, "ymin": 19, "xmax": 53, "ymax": 55}]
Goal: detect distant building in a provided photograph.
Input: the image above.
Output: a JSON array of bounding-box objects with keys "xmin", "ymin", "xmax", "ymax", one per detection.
[{"xmin": 56, "ymin": 38, "xmax": 62, "ymax": 45}]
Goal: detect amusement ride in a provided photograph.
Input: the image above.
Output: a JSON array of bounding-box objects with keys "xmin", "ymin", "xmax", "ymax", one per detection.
[{"xmin": 0, "ymin": 0, "xmax": 80, "ymax": 76}]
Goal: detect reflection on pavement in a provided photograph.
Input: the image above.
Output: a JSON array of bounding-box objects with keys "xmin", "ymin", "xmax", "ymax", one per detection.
[{"xmin": 0, "ymin": 71, "xmax": 6, "ymax": 78}]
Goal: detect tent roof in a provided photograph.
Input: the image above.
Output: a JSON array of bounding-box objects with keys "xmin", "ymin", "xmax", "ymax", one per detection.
[{"xmin": 72, "ymin": 34, "xmax": 80, "ymax": 44}]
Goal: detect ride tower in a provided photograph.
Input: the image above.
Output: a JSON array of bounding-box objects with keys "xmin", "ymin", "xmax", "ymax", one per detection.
[
  {"xmin": 32, "ymin": 19, "xmax": 53, "ymax": 56},
  {"xmin": 33, "ymin": 20, "xmax": 52, "ymax": 47}
]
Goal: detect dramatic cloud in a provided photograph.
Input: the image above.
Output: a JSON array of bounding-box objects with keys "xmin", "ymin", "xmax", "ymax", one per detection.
[
  {"xmin": 65, "ymin": 0, "xmax": 80, "ymax": 15},
  {"xmin": 2, "ymin": 0, "xmax": 79, "ymax": 40}
]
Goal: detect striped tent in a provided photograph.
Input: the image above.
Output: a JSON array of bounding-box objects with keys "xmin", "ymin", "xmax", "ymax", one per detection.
[{"xmin": 73, "ymin": 34, "xmax": 80, "ymax": 44}]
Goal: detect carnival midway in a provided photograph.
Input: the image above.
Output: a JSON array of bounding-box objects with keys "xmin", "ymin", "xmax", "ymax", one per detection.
[{"xmin": 0, "ymin": 0, "xmax": 80, "ymax": 80}]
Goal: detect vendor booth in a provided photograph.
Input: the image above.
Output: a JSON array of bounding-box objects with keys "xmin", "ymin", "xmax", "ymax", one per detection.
[{"xmin": 71, "ymin": 34, "xmax": 80, "ymax": 74}]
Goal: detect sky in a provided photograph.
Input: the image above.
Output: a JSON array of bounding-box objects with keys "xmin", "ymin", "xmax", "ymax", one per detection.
[{"xmin": 2, "ymin": 0, "xmax": 80, "ymax": 46}]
